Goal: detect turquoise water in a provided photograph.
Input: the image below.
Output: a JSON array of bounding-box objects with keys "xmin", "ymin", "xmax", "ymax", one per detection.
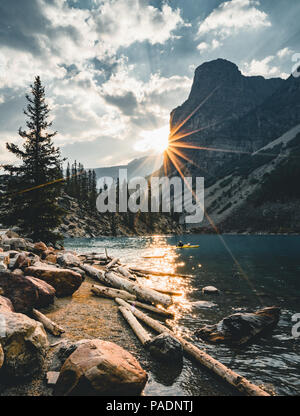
[{"xmin": 65, "ymin": 235, "xmax": 300, "ymax": 396}]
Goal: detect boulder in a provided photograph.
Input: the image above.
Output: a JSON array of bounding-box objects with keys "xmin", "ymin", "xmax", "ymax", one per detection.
[
  {"xmin": 24, "ymin": 276, "xmax": 56, "ymax": 308},
  {"xmin": 34, "ymin": 241, "xmax": 48, "ymax": 254},
  {"xmin": 54, "ymin": 339, "xmax": 148, "ymax": 396},
  {"xmin": 0, "ymin": 295, "xmax": 14, "ymax": 313},
  {"xmin": 0, "ymin": 310, "xmax": 48, "ymax": 378},
  {"xmin": 147, "ymin": 333, "xmax": 183, "ymax": 362},
  {"xmin": 202, "ymin": 286, "xmax": 219, "ymax": 295},
  {"xmin": 25, "ymin": 265, "xmax": 83, "ymax": 297},
  {"xmin": 0, "ymin": 252, "xmax": 10, "ymax": 266},
  {"xmin": 13, "ymin": 268, "xmax": 24, "ymax": 276},
  {"xmin": 191, "ymin": 300, "xmax": 217, "ymax": 309},
  {"xmin": 13, "ymin": 252, "xmax": 32, "ymax": 269},
  {"xmin": 2, "ymin": 237, "xmax": 28, "ymax": 250},
  {"xmin": 0, "ymin": 271, "xmax": 39, "ymax": 313},
  {"xmin": 45, "ymin": 254, "xmax": 57, "ymax": 264},
  {"xmin": 57, "ymin": 252, "xmax": 81, "ymax": 268},
  {"xmin": 50, "ymin": 339, "xmax": 90, "ymax": 371},
  {"xmin": 5, "ymin": 230, "xmax": 19, "ymax": 238},
  {"xmin": 195, "ymin": 306, "xmax": 281, "ymax": 345}
]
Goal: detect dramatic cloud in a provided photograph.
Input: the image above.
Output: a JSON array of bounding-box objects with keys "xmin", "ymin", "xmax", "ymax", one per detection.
[
  {"xmin": 197, "ymin": 0, "xmax": 271, "ymax": 38},
  {"xmin": 0, "ymin": 0, "xmax": 298, "ymax": 168}
]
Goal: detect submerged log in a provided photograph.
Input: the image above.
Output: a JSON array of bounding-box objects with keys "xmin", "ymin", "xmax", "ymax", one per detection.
[
  {"xmin": 32, "ymin": 308, "xmax": 65, "ymax": 336},
  {"xmin": 151, "ymin": 288, "xmax": 183, "ymax": 297},
  {"xmin": 129, "ymin": 267, "xmax": 192, "ymax": 278},
  {"xmin": 195, "ymin": 306, "xmax": 280, "ymax": 345},
  {"xmin": 103, "ymin": 271, "xmax": 172, "ymax": 308},
  {"xmin": 91, "ymin": 284, "xmax": 136, "ymax": 301},
  {"xmin": 115, "ymin": 298, "xmax": 270, "ymax": 397},
  {"xmin": 127, "ymin": 299, "xmax": 174, "ymax": 318}
]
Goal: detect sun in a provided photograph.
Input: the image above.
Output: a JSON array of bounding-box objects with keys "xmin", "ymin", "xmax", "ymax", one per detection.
[{"xmin": 135, "ymin": 125, "xmax": 170, "ymax": 154}]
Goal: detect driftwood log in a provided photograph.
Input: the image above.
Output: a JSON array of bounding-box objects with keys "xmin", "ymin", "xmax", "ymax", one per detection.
[
  {"xmin": 115, "ymin": 298, "xmax": 270, "ymax": 397},
  {"xmin": 127, "ymin": 299, "xmax": 174, "ymax": 318},
  {"xmin": 116, "ymin": 266, "xmax": 136, "ymax": 280},
  {"xmin": 195, "ymin": 306, "xmax": 280, "ymax": 345},
  {"xmin": 106, "ymin": 257, "xmax": 120, "ymax": 270},
  {"xmin": 80, "ymin": 264, "xmax": 172, "ymax": 307},
  {"xmin": 119, "ymin": 306, "xmax": 151, "ymax": 345},
  {"xmin": 80, "ymin": 263, "xmax": 103, "ymax": 280},
  {"xmin": 91, "ymin": 284, "xmax": 136, "ymax": 301},
  {"xmin": 102, "ymin": 271, "xmax": 172, "ymax": 308},
  {"xmin": 32, "ymin": 309, "xmax": 65, "ymax": 336}
]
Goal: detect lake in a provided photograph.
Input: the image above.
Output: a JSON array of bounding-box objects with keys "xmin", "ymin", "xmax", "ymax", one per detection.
[{"xmin": 65, "ymin": 234, "xmax": 300, "ymax": 396}]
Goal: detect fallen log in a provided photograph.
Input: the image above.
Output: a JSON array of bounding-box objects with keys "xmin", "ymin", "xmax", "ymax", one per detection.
[
  {"xmin": 119, "ymin": 305, "xmax": 151, "ymax": 345},
  {"xmin": 195, "ymin": 306, "xmax": 280, "ymax": 345},
  {"xmin": 127, "ymin": 299, "xmax": 174, "ymax": 318},
  {"xmin": 32, "ymin": 309, "xmax": 65, "ymax": 336},
  {"xmin": 104, "ymin": 271, "xmax": 172, "ymax": 308},
  {"xmin": 81, "ymin": 264, "xmax": 172, "ymax": 307},
  {"xmin": 80, "ymin": 263, "xmax": 104, "ymax": 280},
  {"xmin": 117, "ymin": 266, "xmax": 136, "ymax": 280},
  {"xmin": 115, "ymin": 298, "xmax": 270, "ymax": 397},
  {"xmin": 129, "ymin": 267, "xmax": 192, "ymax": 278},
  {"xmin": 106, "ymin": 257, "xmax": 120, "ymax": 270},
  {"xmin": 91, "ymin": 284, "xmax": 136, "ymax": 301}
]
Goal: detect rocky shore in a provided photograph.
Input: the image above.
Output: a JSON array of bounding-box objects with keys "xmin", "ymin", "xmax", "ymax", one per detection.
[{"xmin": 0, "ymin": 230, "xmax": 150, "ymax": 396}]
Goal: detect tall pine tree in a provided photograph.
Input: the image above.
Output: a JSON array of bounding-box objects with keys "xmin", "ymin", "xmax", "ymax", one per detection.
[{"xmin": 2, "ymin": 76, "xmax": 64, "ymax": 243}]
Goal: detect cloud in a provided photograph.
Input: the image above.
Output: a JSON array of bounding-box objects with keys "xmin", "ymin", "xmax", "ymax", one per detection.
[
  {"xmin": 277, "ymin": 47, "xmax": 293, "ymax": 59},
  {"xmin": 198, "ymin": 0, "xmax": 271, "ymax": 38},
  {"xmin": 92, "ymin": 0, "xmax": 186, "ymax": 50},
  {"xmin": 242, "ymin": 55, "xmax": 289, "ymax": 79}
]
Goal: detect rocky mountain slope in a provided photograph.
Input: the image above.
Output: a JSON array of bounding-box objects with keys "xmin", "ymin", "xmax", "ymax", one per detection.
[
  {"xmin": 165, "ymin": 59, "xmax": 300, "ymax": 233},
  {"xmin": 168, "ymin": 59, "xmax": 299, "ymax": 181},
  {"xmin": 191, "ymin": 128, "xmax": 300, "ymax": 233}
]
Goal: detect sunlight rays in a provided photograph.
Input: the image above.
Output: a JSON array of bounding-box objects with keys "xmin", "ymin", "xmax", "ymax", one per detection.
[{"xmin": 162, "ymin": 89, "xmax": 264, "ymax": 305}]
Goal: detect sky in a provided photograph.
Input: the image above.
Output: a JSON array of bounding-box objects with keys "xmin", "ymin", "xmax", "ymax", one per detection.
[{"xmin": 0, "ymin": 0, "xmax": 299, "ymax": 168}]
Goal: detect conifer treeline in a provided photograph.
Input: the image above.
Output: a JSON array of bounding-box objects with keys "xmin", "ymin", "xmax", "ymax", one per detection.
[{"xmin": 64, "ymin": 161, "xmax": 98, "ymax": 210}]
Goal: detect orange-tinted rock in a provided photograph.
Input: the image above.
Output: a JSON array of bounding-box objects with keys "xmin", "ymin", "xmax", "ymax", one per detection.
[
  {"xmin": 25, "ymin": 265, "xmax": 83, "ymax": 297},
  {"xmin": 55, "ymin": 339, "xmax": 148, "ymax": 396},
  {"xmin": 24, "ymin": 276, "xmax": 56, "ymax": 307},
  {"xmin": 0, "ymin": 271, "xmax": 38, "ymax": 312}
]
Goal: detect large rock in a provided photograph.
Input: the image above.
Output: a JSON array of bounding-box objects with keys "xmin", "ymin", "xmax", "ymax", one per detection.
[
  {"xmin": 57, "ymin": 252, "xmax": 81, "ymax": 268},
  {"xmin": 195, "ymin": 306, "xmax": 280, "ymax": 345},
  {"xmin": 147, "ymin": 333, "xmax": 183, "ymax": 362},
  {"xmin": 0, "ymin": 271, "xmax": 39, "ymax": 313},
  {"xmin": 1, "ymin": 237, "xmax": 28, "ymax": 250},
  {"xmin": 25, "ymin": 265, "xmax": 83, "ymax": 297},
  {"xmin": 0, "ymin": 295, "xmax": 14, "ymax": 313},
  {"xmin": 24, "ymin": 276, "xmax": 56, "ymax": 307},
  {"xmin": 54, "ymin": 339, "xmax": 148, "ymax": 396},
  {"xmin": 34, "ymin": 242, "xmax": 48, "ymax": 254},
  {"xmin": 0, "ymin": 311, "xmax": 48, "ymax": 378}
]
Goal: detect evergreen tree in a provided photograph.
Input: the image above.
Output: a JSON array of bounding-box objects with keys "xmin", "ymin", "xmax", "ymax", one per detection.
[{"xmin": 2, "ymin": 76, "xmax": 64, "ymax": 243}]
